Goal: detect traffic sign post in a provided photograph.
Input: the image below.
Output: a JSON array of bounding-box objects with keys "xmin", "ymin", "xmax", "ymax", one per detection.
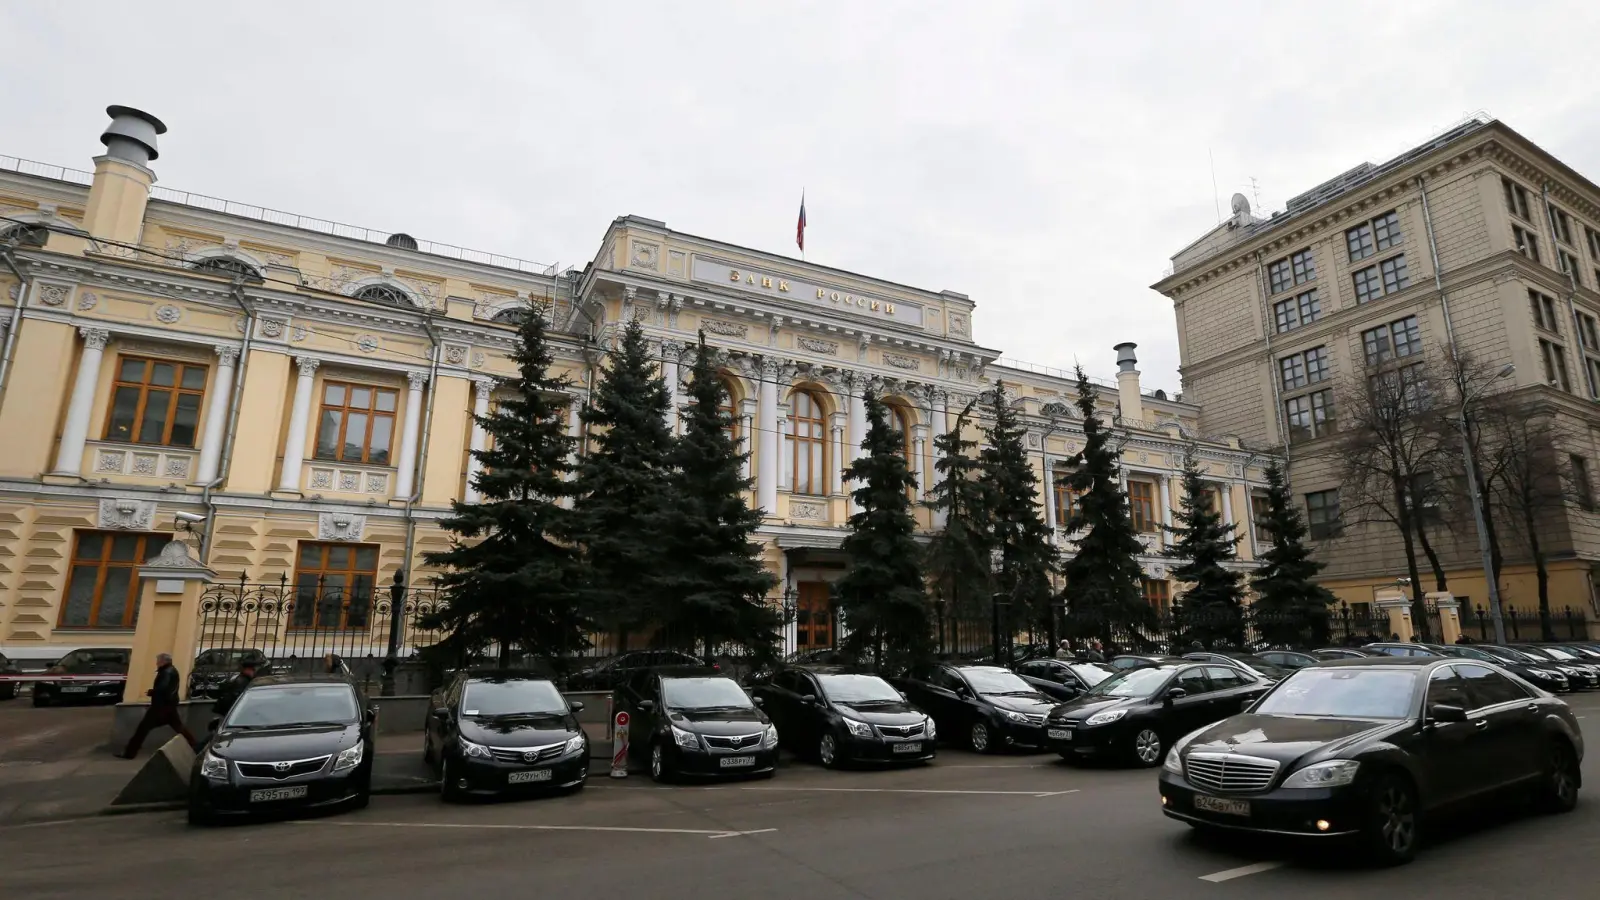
[{"xmin": 611, "ymin": 710, "xmax": 630, "ymax": 778}]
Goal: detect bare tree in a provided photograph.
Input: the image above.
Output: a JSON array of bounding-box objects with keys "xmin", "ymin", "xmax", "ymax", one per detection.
[{"xmin": 1477, "ymin": 395, "xmax": 1573, "ymax": 640}]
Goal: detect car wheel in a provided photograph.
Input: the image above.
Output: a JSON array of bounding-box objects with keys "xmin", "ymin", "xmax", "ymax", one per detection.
[
  {"xmin": 1130, "ymin": 728, "xmax": 1163, "ymax": 768},
  {"xmin": 650, "ymin": 743, "xmax": 673, "ymax": 784},
  {"xmin": 1363, "ymin": 773, "xmax": 1420, "ymax": 865},
  {"xmin": 186, "ymin": 781, "xmax": 214, "ymax": 827},
  {"xmin": 970, "ymin": 721, "xmax": 993, "ymax": 754},
  {"xmin": 439, "ymin": 757, "xmax": 465, "ymax": 803},
  {"xmin": 818, "ymin": 733, "xmax": 840, "ymax": 769},
  {"xmin": 1536, "ymin": 739, "xmax": 1580, "ymax": 814},
  {"xmin": 31, "ymin": 690, "xmax": 48, "ymax": 708}
]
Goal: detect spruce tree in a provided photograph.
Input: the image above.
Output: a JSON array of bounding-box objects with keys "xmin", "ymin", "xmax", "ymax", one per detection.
[
  {"xmin": 569, "ymin": 318, "xmax": 677, "ymax": 643},
  {"xmin": 422, "ymin": 304, "xmax": 586, "ymax": 666},
  {"xmin": 656, "ymin": 334, "xmax": 779, "ymax": 657},
  {"xmin": 1058, "ymin": 367, "xmax": 1152, "ymax": 646},
  {"xmin": 1164, "ymin": 444, "xmax": 1246, "ymax": 649},
  {"xmin": 925, "ymin": 398, "xmax": 992, "ymax": 652},
  {"xmin": 1250, "ymin": 460, "xmax": 1338, "ymax": 646},
  {"xmin": 834, "ymin": 391, "xmax": 931, "ymax": 672},
  {"xmin": 979, "ymin": 381, "xmax": 1056, "ymax": 644}
]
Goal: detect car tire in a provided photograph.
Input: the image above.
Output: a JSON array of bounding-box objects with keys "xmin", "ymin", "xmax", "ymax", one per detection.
[
  {"xmin": 31, "ymin": 690, "xmax": 48, "ymax": 708},
  {"xmin": 439, "ymin": 757, "xmax": 465, "ymax": 803},
  {"xmin": 970, "ymin": 721, "xmax": 994, "ymax": 754},
  {"xmin": 1536, "ymin": 739, "xmax": 1580, "ymax": 814},
  {"xmin": 1129, "ymin": 728, "xmax": 1163, "ymax": 768},
  {"xmin": 1362, "ymin": 773, "xmax": 1420, "ymax": 866},
  {"xmin": 650, "ymin": 742, "xmax": 674, "ymax": 784},
  {"xmin": 186, "ymin": 781, "xmax": 214, "ymax": 827},
  {"xmin": 818, "ymin": 733, "xmax": 841, "ymax": 769}
]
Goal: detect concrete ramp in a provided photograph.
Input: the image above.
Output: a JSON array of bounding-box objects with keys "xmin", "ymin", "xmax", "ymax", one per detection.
[{"xmin": 109, "ymin": 736, "xmax": 194, "ymax": 806}]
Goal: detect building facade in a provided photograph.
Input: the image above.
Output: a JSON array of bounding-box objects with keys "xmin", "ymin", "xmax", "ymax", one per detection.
[
  {"xmin": 0, "ymin": 106, "xmax": 1269, "ymax": 662},
  {"xmin": 1155, "ymin": 118, "xmax": 1600, "ymax": 627}
]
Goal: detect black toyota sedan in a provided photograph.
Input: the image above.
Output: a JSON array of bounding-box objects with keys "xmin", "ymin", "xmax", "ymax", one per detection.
[
  {"xmin": 614, "ymin": 668, "xmax": 777, "ymax": 782},
  {"xmin": 1014, "ymin": 658, "xmax": 1117, "ymax": 701},
  {"xmin": 32, "ymin": 647, "xmax": 130, "ymax": 707},
  {"xmin": 1159, "ymin": 658, "xmax": 1584, "ymax": 865},
  {"xmin": 750, "ymin": 666, "xmax": 935, "ymax": 767},
  {"xmin": 425, "ymin": 670, "xmax": 588, "ymax": 801},
  {"xmin": 890, "ymin": 663, "xmax": 1056, "ymax": 753},
  {"xmin": 187, "ymin": 675, "xmax": 374, "ymax": 825},
  {"xmin": 1182, "ymin": 651, "xmax": 1291, "ymax": 681},
  {"xmin": 1510, "ymin": 645, "xmax": 1600, "ymax": 689},
  {"xmin": 1046, "ymin": 662, "xmax": 1270, "ymax": 766}
]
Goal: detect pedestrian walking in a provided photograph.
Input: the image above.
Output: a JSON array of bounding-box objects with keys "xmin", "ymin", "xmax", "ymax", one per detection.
[
  {"xmin": 211, "ymin": 655, "xmax": 261, "ymax": 719},
  {"xmin": 117, "ymin": 652, "xmax": 198, "ymax": 758}
]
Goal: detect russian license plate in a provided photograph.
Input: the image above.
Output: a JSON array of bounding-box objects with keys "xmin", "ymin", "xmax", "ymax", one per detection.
[
  {"xmin": 1194, "ymin": 795, "xmax": 1250, "ymax": 817},
  {"xmin": 891, "ymin": 741, "xmax": 923, "ymax": 754},
  {"xmin": 508, "ymin": 769, "xmax": 553, "ymax": 784},
  {"xmin": 61, "ymin": 686, "xmax": 88, "ymax": 693},
  {"xmin": 1047, "ymin": 728, "xmax": 1072, "ymax": 740},
  {"xmin": 718, "ymin": 755, "xmax": 756, "ymax": 769},
  {"xmin": 249, "ymin": 785, "xmax": 308, "ymax": 803}
]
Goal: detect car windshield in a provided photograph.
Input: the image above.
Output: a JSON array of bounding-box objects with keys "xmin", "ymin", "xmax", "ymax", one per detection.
[
  {"xmin": 960, "ymin": 669, "xmax": 1036, "ymax": 695},
  {"xmin": 462, "ymin": 680, "xmax": 567, "ymax": 717},
  {"xmin": 202, "ymin": 649, "xmax": 261, "ymax": 667},
  {"xmin": 1540, "ymin": 647, "xmax": 1579, "ymax": 661},
  {"xmin": 1227, "ymin": 656, "xmax": 1287, "ymax": 678},
  {"xmin": 1515, "ymin": 647, "xmax": 1556, "ymax": 661},
  {"xmin": 1086, "ymin": 667, "xmax": 1171, "ymax": 699},
  {"xmin": 663, "ymin": 677, "xmax": 753, "ymax": 710},
  {"xmin": 54, "ymin": 650, "xmax": 128, "ymax": 673},
  {"xmin": 817, "ymin": 674, "xmax": 901, "ymax": 704},
  {"xmin": 1068, "ymin": 664, "xmax": 1114, "ymax": 686},
  {"xmin": 1253, "ymin": 669, "xmax": 1418, "ymax": 719},
  {"xmin": 1479, "ymin": 645, "xmax": 1534, "ymax": 663},
  {"xmin": 225, "ymin": 685, "xmax": 359, "ymax": 728}
]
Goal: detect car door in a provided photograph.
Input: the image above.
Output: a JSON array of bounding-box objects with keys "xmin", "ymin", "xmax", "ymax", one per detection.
[
  {"xmin": 789, "ymin": 671, "xmax": 825, "ymax": 748},
  {"xmin": 1419, "ymin": 664, "xmax": 1490, "ymax": 806},
  {"xmin": 1163, "ymin": 666, "xmax": 1219, "ymax": 736},
  {"xmin": 1203, "ymin": 666, "xmax": 1263, "ymax": 715},
  {"xmin": 1455, "ymin": 663, "xmax": 1542, "ymax": 789},
  {"xmin": 920, "ymin": 667, "xmax": 967, "ymax": 732},
  {"xmin": 760, "ymin": 670, "xmax": 800, "ymax": 744}
]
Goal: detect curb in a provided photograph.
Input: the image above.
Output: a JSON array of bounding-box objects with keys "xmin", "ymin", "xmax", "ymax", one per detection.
[{"xmin": 93, "ymin": 780, "xmax": 439, "ymax": 817}]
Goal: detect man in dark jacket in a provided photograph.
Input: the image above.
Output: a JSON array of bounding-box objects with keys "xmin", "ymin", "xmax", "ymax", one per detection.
[
  {"xmin": 117, "ymin": 653, "xmax": 198, "ymax": 758},
  {"xmin": 210, "ymin": 656, "xmax": 260, "ymax": 719}
]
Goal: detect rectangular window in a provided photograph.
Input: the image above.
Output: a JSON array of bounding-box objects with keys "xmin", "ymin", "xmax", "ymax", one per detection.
[
  {"xmin": 1559, "ymin": 249, "xmax": 1582, "ymax": 285},
  {"xmin": 1586, "ymin": 357, "xmax": 1600, "ymax": 400},
  {"xmin": 1278, "ymin": 347, "xmax": 1328, "ymax": 391},
  {"xmin": 103, "ymin": 356, "xmax": 208, "ymax": 448},
  {"xmin": 1128, "ymin": 479, "xmax": 1157, "ymax": 533},
  {"xmin": 1574, "ymin": 310, "xmax": 1596, "ymax": 351},
  {"xmin": 1588, "ymin": 226, "xmax": 1600, "ymax": 262},
  {"xmin": 1250, "ymin": 492, "xmax": 1274, "ymax": 545},
  {"xmin": 291, "ymin": 542, "xmax": 380, "ymax": 630},
  {"xmin": 1279, "ymin": 354, "xmax": 1306, "ymax": 390},
  {"xmin": 1391, "ymin": 315, "xmax": 1422, "ymax": 359},
  {"xmin": 59, "ymin": 530, "xmax": 170, "ymax": 628},
  {"xmin": 1304, "ymin": 346, "xmax": 1329, "ymax": 383},
  {"xmin": 1572, "ymin": 455, "xmax": 1594, "ymax": 511},
  {"xmin": 1550, "ymin": 206, "xmax": 1575, "ymax": 245},
  {"xmin": 1268, "ymin": 249, "xmax": 1315, "ymax": 294},
  {"xmin": 1373, "ymin": 210, "xmax": 1402, "ymax": 250},
  {"xmin": 1380, "ymin": 254, "xmax": 1410, "ymax": 293},
  {"xmin": 313, "ymin": 381, "xmax": 399, "ymax": 466},
  {"xmin": 1513, "ymin": 225, "xmax": 1541, "ymax": 263},
  {"xmin": 1053, "ymin": 478, "xmax": 1080, "ymax": 528},
  {"xmin": 1305, "ymin": 489, "xmax": 1342, "ymax": 539},
  {"xmin": 1346, "ymin": 222, "xmax": 1374, "ymax": 261},
  {"xmin": 1142, "ymin": 579, "xmax": 1171, "ymax": 615},
  {"xmin": 1531, "ymin": 290, "xmax": 1560, "ymax": 332},
  {"xmin": 1284, "ymin": 389, "xmax": 1335, "ymax": 443},
  {"xmin": 1503, "ymin": 176, "xmax": 1531, "ymax": 220},
  {"xmin": 1353, "ymin": 265, "xmax": 1383, "ymax": 303},
  {"xmin": 1272, "ymin": 289, "xmax": 1322, "ymax": 333},
  {"xmin": 1540, "ymin": 339, "xmax": 1572, "ymax": 392}
]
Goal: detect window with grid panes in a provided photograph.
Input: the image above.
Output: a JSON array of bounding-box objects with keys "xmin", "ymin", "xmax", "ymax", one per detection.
[
  {"xmin": 1540, "ymin": 339, "xmax": 1571, "ymax": 391},
  {"xmin": 1559, "ymin": 249, "xmax": 1582, "ymax": 286},
  {"xmin": 1268, "ymin": 249, "xmax": 1315, "ymax": 294},
  {"xmin": 59, "ymin": 530, "xmax": 171, "ymax": 628},
  {"xmin": 1588, "ymin": 228, "xmax": 1600, "ymax": 287},
  {"xmin": 1273, "ymin": 289, "xmax": 1321, "ymax": 333},
  {"xmin": 1250, "ymin": 493, "xmax": 1274, "ymax": 545},
  {"xmin": 1550, "ymin": 206, "xmax": 1575, "ymax": 245},
  {"xmin": 1279, "ymin": 353, "xmax": 1306, "ymax": 390},
  {"xmin": 717, "ymin": 378, "xmax": 740, "ymax": 442},
  {"xmin": 1391, "ymin": 316, "xmax": 1421, "ymax": 358},
  {"xmin": 1304, "ymin": 346, "xmax": 1329, "ymax": 383},
  {"xmin": 1284, "ymin": 389, "xmax": 1335, "ymax": 443},
  {"xmin": 1380, "ymin": 255, "xmax": 1410, "ymax": 293},
  {"xmin": 1373, "ymin": 211, "xmax": 1402, "ymax": 250},
  {"xmin": 1128, "ymin": 480, "xmax": 1157, "ymax": 533},
  {"xmin": 1353, "ymin": 265, "xmax": 1383, "ymax": 303},
  {"xmin": 314, "ymin": 382, "xmax": 398, "ymax": 466},
  {"xmin": 1306, "ymin": 489, "xmax": 1341, "ymax": 539},
  {"xmin": 787, "ymin": 389, "xmax": 827, "ymax": 496},
  {"xmin": 1531, "ymin": 291, "xmax": 1560, "ymax": 332},
  {"xmin": 1142, "ymin": 579, "xmax": 1171, "ymax": 614},
  {"xmin": 291, "ymin": 542, "xmax": 379, "ymax": 630},
  {"xmin": 1513, "ymin": 225, "xmax": 1541, "ymax": 262},
  {"xmin": 103, "ymin": 356, "xmax": 207, "ymax": 447},
  {"xmin": 1581, "ymin": 313, "xmax": 1598, "ymax": 351},
  {"xmin": 1503, "ymin": 177, "xmax": 1532, "ymax": 220},
  {"xmin": 1346, "ymin": 222, "xmax": 1375, "ymax": 261},
  {"xmin": 1053, "ymin": 477, "xmax": 1080, "ymax": 528}
]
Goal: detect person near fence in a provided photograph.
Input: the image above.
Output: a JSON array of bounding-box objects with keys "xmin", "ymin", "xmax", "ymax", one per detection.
[
  {"xmin": 116, "ymin": 653, "xmax": 198, "ymax": 758},
  {"xmin": 210, "ymin": 656, "xmax": 260, "ymax": 719},
  {"xmin": 1055, "ymin": 640, "xmax": 1073, "ymax": 660}
]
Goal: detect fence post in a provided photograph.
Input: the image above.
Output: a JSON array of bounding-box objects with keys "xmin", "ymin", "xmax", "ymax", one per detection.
[{"xmin": 123, "ymin": 540, "xmax": 217, "ymax": 703}]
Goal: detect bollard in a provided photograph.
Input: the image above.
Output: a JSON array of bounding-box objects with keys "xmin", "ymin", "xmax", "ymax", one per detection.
[{"xmin": 611, "ymin": 710, "xmax": 630, "ymax": 778}]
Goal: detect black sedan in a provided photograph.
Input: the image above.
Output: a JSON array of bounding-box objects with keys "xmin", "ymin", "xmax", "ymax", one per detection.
[
  {"xmin": 1477, "ymin": 645, "xmax": 1580, "ymax": 691},
  {"xmin": 424, "ymin": 670, "xmax": 588, "ymax": 801},
  {"xmin": 189, "ymin": 647, "xmax": 271, "ymax": 699},
  {"xmin": 751, "ymin": 666, "xmax": 935, "ymax": 767},
  {"xmin": 1436, "ymin": 644, "xmax": 1569, "ymax": 693},
  {"xmin": 0, "ymin": 650, "xmax": 20, "ymax": 701},
  {"xmin": 1159, "ymin": 657, "xmax": 1583, "ymax": 864},
  {"xmin": 614, "ymin": 668, "xmax": 777, "ymax": 782},
  {"xmin": 1256, "ymin": 650, "xmax": 1321, "ymax": 671},
  {"xmin": 566, "ymin": 650, "xmax": 706, "ymax": 691},
  {"xmin": 891, "ymin": 663, "xmax": 1057, "ymax": 753},
  {"xmin": 32, "ymin": 647, "xmax": 129, "ymax": 707},
  {"xmin": 1182, "ymin": 651, "xmax": 1291, "ymax": 681},
  {"xmin": 187, "ymin": 675, "xmax": 374, "ymax": 825},
  {"xmin": 1109, "ymin": 654, "xmax": 1187, "ymax": 671},
  {"xmin": 1312, "ymin": 648, "xmax": 1377, "ymax": 660},
  {"xmin": 1046, "ymin": 662, "xmax": 1270, "ymax": 767},
  {"xmin": 1014, "ymin": 658, "xmax": 1117, "ymax": 701},
  {"xmin": 1511, "ymin": 645, "xmax": 1600, "ymax": 689}
]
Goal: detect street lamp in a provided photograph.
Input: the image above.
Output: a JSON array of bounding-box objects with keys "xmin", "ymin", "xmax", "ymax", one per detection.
[
  {"xmin": 989, "ymin": 546, "xmax": 1007, "ymax": 665},
  {"xmin": 1460, "ymin": 363, "xmax": 1515, "ymax": 645}
]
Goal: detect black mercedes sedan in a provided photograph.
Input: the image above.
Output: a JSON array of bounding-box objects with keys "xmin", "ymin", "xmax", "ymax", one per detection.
[
  {"xmin": 1159, "ymin": 658, "xmax": 1584, "ymax": 865},
  {"xmin": 32, "ymin": 647, "xmax": 129, "ymax": 707},
  {"xmin": 188, "ymin": 675, "xmax": 374, "ymax": 825},
  {"xmin": 891, "ymin": 663, "xmax": 1057, "ymax": 753},
  {"xmin": 1436, "ymin": 644, "xmax": 1570, "ymax": 693},
  {"xmin": 1046, "ymin": 662, "xmax": 1270, "ymax": 766},
  {"xmin": 614, "ymin": 668, "xmax": 778, "ymax": 782},
  {"xmin": 424, "ymin": 670, "xmax": 588, "ymax": 801},
  {"xmin": 1014, "ymin": 658, "xmax": 1117, "ymax": 701},
  {"xmin": 751, "ymin": 666, "xmax": 935, "ymax": 767}
]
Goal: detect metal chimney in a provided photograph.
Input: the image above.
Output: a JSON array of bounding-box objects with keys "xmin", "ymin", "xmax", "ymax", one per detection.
[
  {"xmin": 1114, "ymin": 342, "xmax": 1138, "ymax": 374},
  {"xmin": 99, "ymin": 106, "xmax": 167, "ymax": 166}
]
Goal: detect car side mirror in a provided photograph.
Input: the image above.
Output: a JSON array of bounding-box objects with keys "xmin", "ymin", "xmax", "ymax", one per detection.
[
  {"xmin": 568, "ymin": 700, "xmax": 584, "ymax": 713},
  {"xmin": 431, "ymin": 707, "xmax": 450, "ymax": 723},
  {"xmin": 1165, "ymin": 687, "xmax": 1188, "ymax": 703},
  {"xmin": 638, "ymin": 699, "xmax": 655, "ymax": 711},
  {"xmin": 752, "ymin": 696, "xmax": 765, "ymax": 707},
  {"xmin": 1429, "ymin": 703, "xmax": 1468, "ymax": 724},
  {"xmin": 800, "ymin": 693, "xmax": 817, "ymax": 705}
]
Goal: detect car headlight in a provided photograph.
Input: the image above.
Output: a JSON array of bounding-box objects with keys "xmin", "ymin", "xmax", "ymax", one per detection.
[
  {"xmin": 562, "ymin": 733, "xmax": 587, "ymax": 757},
  {"xmin": 458, "ymin": 736, "xmax": 492, "ymax": 759},
  {"xmin": 1001, "ymin": 709, "xmax": 1030, "ymax": 724},
  {"xmin": 200, "ymin": 750, "xmax": 229, "ymax": 781},
  {"xmin": 1281, "ymin": 759, "xmax": 1360, "ymax": 789},
  {"xmin": 671, "ymin": 726, "xmax": 701, "ymax": 750},
  {"xmin": 1163, "ymin": 746, "xmax": 1183, "ymax": 774},
  {"xmin": 334, "ymin": 740, "xmax": 364, "ymax": 772},
  {"xmin": 924, "ymin": 716, "xmax": 936, "ymax": 740},
  {"xmin": 842, "ymin": 718, "xmax": 873, "ymax": 738},
  {"xmin": 1085, "ymin": 709, "xmax": 1128, "ymax": 727},
  {"xmin": 762, "ymin": 724, "xmax": 779, "ymax": 749}
]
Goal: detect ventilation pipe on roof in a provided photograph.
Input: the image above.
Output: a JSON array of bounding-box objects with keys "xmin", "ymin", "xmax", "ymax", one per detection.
[
  {"xmin": 1114, "ymin": 342, "xmax": 1144, "ymax": 425},
  {"xmin": 83, "ymin": 106, "xmax": 166, "ymax": 245}
]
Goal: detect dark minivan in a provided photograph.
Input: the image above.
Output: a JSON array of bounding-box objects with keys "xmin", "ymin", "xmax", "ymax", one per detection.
[{"xmin": 425, "ymin": 670, "xmax": 588, "ymax": 801}]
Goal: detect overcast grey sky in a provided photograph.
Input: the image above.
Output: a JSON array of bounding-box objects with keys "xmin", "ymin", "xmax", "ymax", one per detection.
[{"xmin": 4, "ymin": 1, "xmax": 1598, "ymax": 394}]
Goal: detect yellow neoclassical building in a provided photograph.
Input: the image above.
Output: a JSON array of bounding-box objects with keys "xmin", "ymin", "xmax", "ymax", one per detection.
[{"xmin": 0, "ymin": 106, "xmax": 1274, "ymax": 664}]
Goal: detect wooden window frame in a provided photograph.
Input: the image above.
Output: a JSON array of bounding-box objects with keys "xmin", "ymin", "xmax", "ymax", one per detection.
[
  {"xmin": 313, "ymin": 380, "xmax": 399, "ymax": 466},
  {"xmin": 290, "ymin": 541, "xmax": 380, "ymax": 631},
  {"xmin": 1141, "ymin": 578, "xmax": 1171, "ymax": 614},
  {"xmin": 717, "ymin": 378, "xmax": 741, "ymax": 442},
  {"xmin": 102, "ymin": 355, "xmax": 209, "ymax": 448},
  {"xmin": 788, "ymin": 389, "xmax": 827, "ymax": 497},
  {"xmin": 58, "ymin": 530, "xmax": 171, "ymax": 629},
  {"xmin": 1128, "ymin": 479, "xmax": 1157, "ymax": 533}
]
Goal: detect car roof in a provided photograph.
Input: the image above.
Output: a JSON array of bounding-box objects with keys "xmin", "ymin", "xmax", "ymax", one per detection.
[
  {"xmin": 461, "ymin": 669, "xmax": 556, "ymax": 682},
  {"xmin": 248, "ymin": 674, "xmax": 358, "ymax": 688},
  {"xmin": 656, "ymin": 666, "xmax": 724, "ymax": 679},
  {"xmin": 788, "ymin": 664, "xmax": 877, "ymax": 676},
  {"xmin": 945, "ymin": 661, "xmax": 1012, "ymax": 670},
  {"xmin": 1314, "ymin": 657, "xmax": 1439, "ymax": 668}
]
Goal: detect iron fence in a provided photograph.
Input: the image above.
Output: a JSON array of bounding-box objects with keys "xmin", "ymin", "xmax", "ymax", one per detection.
[
  {"xmin": 196, "ymin": 575, "xmax": 447, "ymax": 666},
  {"xmin": 1465, "ymin": 605, "xmax": 1593, "ymax": 642}
]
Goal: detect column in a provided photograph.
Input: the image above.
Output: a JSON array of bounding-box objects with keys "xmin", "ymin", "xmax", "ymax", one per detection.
[
  {"xmin": 829, "ymin": 415, "xmax": 847, "ymax": 495},
  {"xmin": 847, "ymin": 373, "xmax": 868, "ymax": 513},
  {"xmin": 51, "ymin": 327, "xmax": 111, "ymax": 476},
  {"xmin": 738, "ymin": 399, "xmax": 757, "ymax": 481},
  {"xmin": 777, "ymin": 403, "xmax": 793, "ymax": 491},
  {"xmin": 757, "ymin": 359, "xmax": 779, "ymax": 515},
  {"xmin": 931, "ymin": 391, "xmax": 949, "ymax": 528},
  {"xmin": 1158, "ymin": 474, "xmax": 1173, "ymax": 529},
  {"xmin": 1042, "ymin": 457, "xmax": 1056, "ymax": 537},
  {"xmin": 661, "ymin": 341, "xmax": 681, "ymax": 433},
  {"xmin": 912, "ymin": 424, "xmax": 929, "ymax": 499},
  {"xmin": 393, "ymin": 370, "xmax": 428, "ymax": 498},
  {"xmin": 277, "ymin": 357, "xmax": 319, "ymax": 492},
  {"xmin": 464, "ymin": 378, "xmax": 492, "ymax": 502},
  {"xmin": 1220, "ymin": 482, "xmax": 1235, "ymax": 529},
  {"xmin": 192, "ymin": 345, "xmax": 240, "ymax": 484}
]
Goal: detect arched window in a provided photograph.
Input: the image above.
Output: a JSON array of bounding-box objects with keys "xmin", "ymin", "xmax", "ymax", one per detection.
[
  {"xmin": 491, "ymin": 307, "xmax": 529, "ymax": 326},
  {"xmin": 889, "ymin": 403, "xmax": 914, "ymax": 467},
  {"xmin": 0, "ymin": 222, "xmax": 48, "ymax": 248},
  {"xmin": 788, "ymin": 389, "xmax": 827, "ymax": 496},
  {"xmin": 190, "ymin": 256, "xmax": 261, "ymax": 281},
  {"xmin": 353, "ymin": 284, "xmax": 413, "ymax": 308},
  {"xmin": 717, "ymin": 377, "xmax": 741, "ymax": 442}
]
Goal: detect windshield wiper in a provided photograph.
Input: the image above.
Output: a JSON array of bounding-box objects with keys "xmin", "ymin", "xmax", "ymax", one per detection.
[
  {"xmin": 285, "ymin": 721, "xmax": 351, "ymax": 729},
  {"xmin": 680, "ymin": 704, "xmax": 750, "ymax": 712},
  {"xmin": 843, "ymin": 699, "xmax": 899, "ymax": 706},
  {"xmin": 986, "ymin": 690, "xmax": 1039, "ymax": 697},
  {"xmin": 479, "ymin": 711, "xmax": 563, "ymax": 719}
]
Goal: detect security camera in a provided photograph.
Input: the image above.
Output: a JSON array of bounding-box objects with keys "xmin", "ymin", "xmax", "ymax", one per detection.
[{"xmin": 174, "ymin": 511, "xmax": 207, "ymax": 524}]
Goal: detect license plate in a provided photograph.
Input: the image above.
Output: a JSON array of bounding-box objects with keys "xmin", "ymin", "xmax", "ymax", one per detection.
[
  {"xmin": 718, "ymin": 755, "xmax": 756, "ymax": 768},
  {"xmin": 1048, "ymin": 728, "xmax": 1072, "ymax": 740},
  {"xmin": 61, "ymin": 686, "xmax": 88, "ymax": 693},
  {"xmin": 249, "ymin": 786, "xmax": 308, "ymax": 803},
  {"xmin": 507, "ymin": 769, "xmax": 554, "ymax": 784},
  {"xmin": 1194, "ymin": 795, "xmax": 1250, "ymax": 817},
  {"xmin": 891, "ymin": 742, "xmax": 923, "ymax": 754}
]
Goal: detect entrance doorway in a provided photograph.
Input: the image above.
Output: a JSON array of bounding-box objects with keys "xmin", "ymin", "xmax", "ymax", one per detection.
[{"xmin": 796, "ymin": 582, "xmax": 834, "ymax": 650}]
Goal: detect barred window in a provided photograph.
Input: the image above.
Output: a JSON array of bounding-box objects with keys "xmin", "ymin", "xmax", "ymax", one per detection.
[
  {"xmin": 1392, "ymin": 316, "xmax": 1422, "ymax": 358},
  {"xmin": 1284, "ymin": 389, "xmax": 1335, "ymax": 443},
  {"xmin": 1304, "ymin": 346, "xmax": 1329, "ymax": 383},
  {"xmin": 291, "ymin": 542, "xmax": 379, "ymax": 630},
  {"xmin": 1364, "ymin": 316, "xmax": 1422, "ymax": 363}
]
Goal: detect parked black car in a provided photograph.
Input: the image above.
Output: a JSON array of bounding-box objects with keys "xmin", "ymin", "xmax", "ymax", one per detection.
[
  {"xmin": 1182, "ymin": 651, "xmax": 1290, "ymax": 681},
  {"xmin": 188, "ymin": 675, "xmax": 375, "ymax": 825},
  {"xmin": 1014, "ymin": 658, "xmax": 1117, "ymax": 701},
  {"xmin": 1109, "ymin": 654, "xmax": 1187, "ymax": 671},
  {"xmin": 1046, "ymin": 662, "xmax": 1270, "ymax": 767},
  {"xmin": 1312, "ymin": 648, "xmax": 1377, "ymax": 660},
  {"xmin": 614, "ymin": 668, "xmax": 777, "ymax": 782},
  {"xmin": 890, "ymin": 663, "xmax": 1056, "ymax": 753},
  {"xmin": 1433, "ymin": 644, "xmax": 1569, "ymax": 693},
  {"xmin": 424, "ymin": 670, "xmax": 588, "ymax": 801},
  {"xmin": 1159, "ymin": 658, "xmax": 1583, "ymax": 865},
  {"xmin": 32, "ymin": 647, "xmax": 130, "ymax": 707},
  {"xmin": 566, "ymin": 650, "xmax": 708, "ymax": 691},
  {"xmin": 1256, "ymin": 650, "xmax": 1321, "ymax": 671},
  {"xmin": 1509, "ymin": 645, "xmax": 1600, "ymax": 689},
  {"xmin": 189, "ymin": 648, "xmax": 272, "ymax": 699},
  {"xmin": 1364, "ymin": 642, "xmax": 1444, "ymax": 658},
  {"xmin": 0, "ymin": 650, "xmax": 20, "ymax": 700},
  {"xmin": 750, "ymin": 666, "xmax": 934, "ymax": 767}
]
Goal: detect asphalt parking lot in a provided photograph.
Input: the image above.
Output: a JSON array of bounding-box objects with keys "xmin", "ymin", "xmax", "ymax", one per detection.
[{"xmin": 4, "ymin": 693, "xmax": 1598, "ymax": 900}]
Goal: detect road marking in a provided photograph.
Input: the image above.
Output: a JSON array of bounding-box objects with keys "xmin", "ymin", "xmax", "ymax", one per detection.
[
  {"xmin": 293, "ymin": 820, "xmax": 775, "ymax": 839},
  {"xmin": 735, "ymin": 786, "xmax": 1079, "ymax": 798},
  {"xmin": 1199, "ymin": 861, "xmax": 1287, "ymax": 882}
]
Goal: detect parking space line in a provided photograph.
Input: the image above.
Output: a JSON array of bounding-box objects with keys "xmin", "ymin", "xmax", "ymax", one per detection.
[
  {"xmin": 292, "ymin": 820, "xmax": 777, "ymax": 839},
  {"xmin": 1198, "ymin": 861, "xmax": 1286, "ymax": 882},
  {"xmin": 734, "ymin": 786, "xmax": 1079, "ymax": 798}
]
